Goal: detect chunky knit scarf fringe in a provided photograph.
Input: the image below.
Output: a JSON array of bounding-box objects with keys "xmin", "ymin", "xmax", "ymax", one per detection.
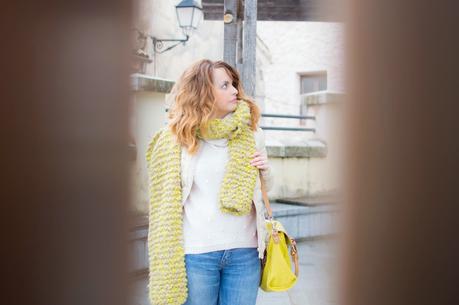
[{"xmin": 146, "ymin": 100, "xmax": 258, "ymax": 305}]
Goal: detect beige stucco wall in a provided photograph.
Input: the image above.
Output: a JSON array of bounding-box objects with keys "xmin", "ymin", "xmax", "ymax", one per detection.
[
  {"xmin": 130, "ymin": 89, "xmax": 168, "ymax": 214},
  {"xmin": 268, "ymin": 157, "xmax": 336, "ymax": 198},
  {"xmin": 305, "ymin": 95, "xmax": 344, "ymax": 196}
]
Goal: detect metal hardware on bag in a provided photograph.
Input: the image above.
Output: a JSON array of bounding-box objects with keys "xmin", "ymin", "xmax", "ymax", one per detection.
[
  {"xmin": 272, "ymin": 230, "xmax": 280, "ymax": 243},
  {"xmin": 264, "ymin": 210, "xmax": 273, "ymax": 221}
]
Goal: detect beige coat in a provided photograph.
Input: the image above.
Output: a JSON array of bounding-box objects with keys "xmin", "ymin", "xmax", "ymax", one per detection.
[{"xmin": 180, "ymin": 127, "xmax": 274, "ymax": 259}]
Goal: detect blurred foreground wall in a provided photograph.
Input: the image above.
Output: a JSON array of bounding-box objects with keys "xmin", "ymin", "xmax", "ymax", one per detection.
[
  {"xmin": 343, "ymin": 1, "xmax": 459, "ymax": 305},
  {"xmin": 0, "ymin": 2, "xmax": 132, "ymax": 305}
]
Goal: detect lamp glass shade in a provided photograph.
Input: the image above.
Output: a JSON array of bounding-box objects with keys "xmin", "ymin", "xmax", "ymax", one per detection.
[
  {"xmin": 176, "ymin": 7, "xmax": 194, "ymax": 28},
  {"xmin": 176, "ymin": 0, "xmax": 203, "ymax": 30},
  {"xmin": 191, "ymin": 8, "xmax": 203, "ymax": 29}
]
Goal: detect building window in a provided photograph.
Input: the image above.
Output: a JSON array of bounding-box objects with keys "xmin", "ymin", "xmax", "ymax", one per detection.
[{"xmin": 300, "ymin": 72, "xmax": 327, "ymax": 94}]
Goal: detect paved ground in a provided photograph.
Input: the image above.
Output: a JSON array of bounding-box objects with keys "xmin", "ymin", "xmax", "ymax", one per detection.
[{"xmin": 256, "ymin": 238, "xmax": 338, "ymax": 305}]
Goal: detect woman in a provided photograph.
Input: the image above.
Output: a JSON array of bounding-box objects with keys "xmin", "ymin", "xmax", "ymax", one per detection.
[{"xmin": 146, "ymin": 59, "xmax": 274, "ymax": 305}]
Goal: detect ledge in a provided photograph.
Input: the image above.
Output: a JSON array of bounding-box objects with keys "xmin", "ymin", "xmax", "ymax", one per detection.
[
  {"xmin": 269, "ymin": 202, "xmax": 338, "ymax": 240},
  {"xmin": 130, "ymin": 73, "xmax": 175, "ymax": 93},
  {"xmin": 276, "ymin": 192, "xmax": 339, "ymax": 206},
  {"xmin": 301, "ymin": 91, "xmax": 345, "ymax": 106},
  {"xmin": 270, "ymin": 202, "xmax": 337, "ymax": 217},
  {"xmin": 128, "ymin": 139, "xmax": 327, "ymax": 160},
  {"xmin": 266, "ymin": 140, "xmax": 327, "ymax": 158}
]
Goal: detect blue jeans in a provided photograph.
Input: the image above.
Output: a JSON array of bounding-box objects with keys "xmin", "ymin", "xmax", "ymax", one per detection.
[{"xmin": 183, "ymin": 247, "xmax": 261, "ymax": 305}]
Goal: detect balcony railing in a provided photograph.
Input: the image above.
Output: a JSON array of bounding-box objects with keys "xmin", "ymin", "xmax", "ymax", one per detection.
[
  {"xmin": 163, "ymin": 109, "xmax": 316, "ymax": 132},
  {"xmin": 260, "ymin": 113, "xmax": 316, "ymax": 132}
]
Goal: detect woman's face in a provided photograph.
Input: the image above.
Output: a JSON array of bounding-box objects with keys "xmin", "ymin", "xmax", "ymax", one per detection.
[{"xmin": 211, "ymin": 68, "xmax": 239, "ymax": 119}]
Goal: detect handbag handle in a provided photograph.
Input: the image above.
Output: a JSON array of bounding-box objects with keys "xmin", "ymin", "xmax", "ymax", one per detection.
[
  {"xmin": 258, "ymin": 170, "xmax": 300, "ymax": 277},
  {"xmin": 259, "ymin": 170, "xmax": 274, "ymax": 219}
]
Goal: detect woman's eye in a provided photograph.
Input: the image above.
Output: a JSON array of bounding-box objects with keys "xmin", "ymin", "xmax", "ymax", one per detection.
[{"xmin": 222, "ymin": 84, "xmax": 227, "ymax": 89}]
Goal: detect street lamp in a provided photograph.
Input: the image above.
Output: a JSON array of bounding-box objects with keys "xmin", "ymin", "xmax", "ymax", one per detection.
[
  {"xmin": 152, "ymin": 0, "xmax": 203, "ymax": 54},
  {"xmin": 176, "ymin": 0, "xmax": 203, "ymax": 34}
]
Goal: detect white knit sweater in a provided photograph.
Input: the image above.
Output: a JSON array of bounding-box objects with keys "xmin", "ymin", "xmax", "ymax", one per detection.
[{"xmin": 182, "ymin": 137, "xmax": 258, "ymax": 254}]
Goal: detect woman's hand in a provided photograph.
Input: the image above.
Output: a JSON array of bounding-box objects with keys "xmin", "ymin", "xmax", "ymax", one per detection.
[{"xmin": 250, "ymin": 150, "xmax": 269, "ymax": 170}]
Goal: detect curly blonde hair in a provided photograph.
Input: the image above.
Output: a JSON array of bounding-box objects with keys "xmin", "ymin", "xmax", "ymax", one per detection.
[{"xmin": 167, "ymin": 59, "xmax": 260, "ymax": 154}]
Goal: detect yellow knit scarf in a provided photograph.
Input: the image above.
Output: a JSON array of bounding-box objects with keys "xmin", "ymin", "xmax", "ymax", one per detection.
[{"xmin": 146, "ymin": 100, "xmax": 257, "ymax": 305}]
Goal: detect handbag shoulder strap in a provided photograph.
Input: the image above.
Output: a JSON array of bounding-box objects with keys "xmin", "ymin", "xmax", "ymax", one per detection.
[
  {"xmin": 259, "ymin": 170, "xmax": 273, "ymax": 219},
  {"xmin": 258, "ymin": 170, "xmax": 300, "ymax": 277}
]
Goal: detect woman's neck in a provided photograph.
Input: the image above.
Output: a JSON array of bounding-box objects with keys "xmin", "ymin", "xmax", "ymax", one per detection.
[{"xmin": 211, "ymin": 110, "xmax": 232, "ymax": 119}]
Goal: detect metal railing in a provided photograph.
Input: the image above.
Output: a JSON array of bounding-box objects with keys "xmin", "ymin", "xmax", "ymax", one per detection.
[
  {"xmin": 260, "ymin": 113, "xmax": 316, "ymax": 132},
  {"xmin": 164, "ymin": 109, "xmax": 316, "ymax": 132}
]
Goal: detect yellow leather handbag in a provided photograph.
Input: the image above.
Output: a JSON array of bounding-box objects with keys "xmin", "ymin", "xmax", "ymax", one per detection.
[{"xmin": 259, "ymin": 171, "xmax": 299, "ymax": 292}]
